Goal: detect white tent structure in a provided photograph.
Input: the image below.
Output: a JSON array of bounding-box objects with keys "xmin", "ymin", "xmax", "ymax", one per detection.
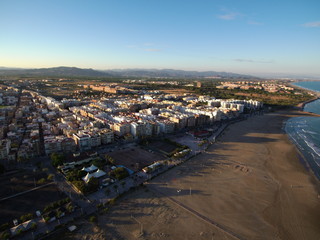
[
  {"xmin": 82, "ymin": 169, "xmax": 107, "ymax": 183},
  {"xmin": 82, "ymin": 164, "xmax": 98, "ymax": 173},
  {"xmin": 82, "ymin": 173, "xmax": 94, "ymax": 183},
  {"xmin": 93, "ymin": 169, "xmax": 106, "ymax": 178}
]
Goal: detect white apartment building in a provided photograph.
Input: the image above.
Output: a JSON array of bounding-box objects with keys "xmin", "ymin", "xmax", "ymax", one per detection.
[
  {"xmin": 73, "ymin": 133, "xmax": 91, "ymax": 151},
  {"xmin": 99, "ymin": 129, "xmax": 114, "ymax": 144}
]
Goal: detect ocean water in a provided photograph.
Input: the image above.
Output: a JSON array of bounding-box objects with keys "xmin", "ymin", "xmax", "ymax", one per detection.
[{"xmin": 285, "ymin": 81, "xmax": 320, "ymax": 180}]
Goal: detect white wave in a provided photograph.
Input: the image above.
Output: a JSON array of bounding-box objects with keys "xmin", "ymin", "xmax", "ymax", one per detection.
[
  {"xmin": 304, "ymin": 139, "xmax": 320, "ymax": 158},
  {"xmin": 311, "ymin": 153, "xmax": 320, "ymax": 168},
  {"xmin": 302, "ymin": 129, "xmax": 318, "ymax": 135}
]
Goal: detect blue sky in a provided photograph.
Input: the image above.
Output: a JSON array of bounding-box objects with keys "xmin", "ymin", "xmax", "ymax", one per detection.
[{"xmin": 0, "ymin": 0, "xmax": 319, "ymax": 77}]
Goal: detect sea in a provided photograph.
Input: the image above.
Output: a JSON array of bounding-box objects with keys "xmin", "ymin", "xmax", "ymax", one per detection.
[{"xmin": 285, "ymin": 81, "xmax": 320, "ymax": 180}]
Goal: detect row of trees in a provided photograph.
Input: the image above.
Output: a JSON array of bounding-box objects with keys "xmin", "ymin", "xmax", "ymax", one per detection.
[{"xmin": 43, "ymin": 197, "xmax": 71, "ymax": 213}]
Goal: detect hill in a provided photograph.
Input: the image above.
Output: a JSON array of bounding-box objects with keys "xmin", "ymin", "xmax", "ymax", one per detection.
[
  {"xmin": 0, "ymin": 67, "xmax": 110, "ymax": 78},
  {"xmin": 105, "ymin": 68, "xmax": 255, "ymax": 78},
  {"xmin": 0, "ymin": 66, "xmax": 256, "ymax": 79}
]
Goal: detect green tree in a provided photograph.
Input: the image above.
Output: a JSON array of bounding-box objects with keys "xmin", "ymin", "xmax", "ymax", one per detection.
[
  {"xmin": 0, "ymin": 231, "xmax": 10, "ymax": 240},
  {"xmin": 30, "ymin": 222, "xmax": 37, "ymax": 230},
  {"xmin": 37, "ymin": 178, "xmax": 46, "ymax": 185},
  {"xmin": 89, "ymin": 215, "xmax": 97, "ymax": 222},
  {"xmin": 105, "ymin": 154, "xmax": 115, "ymax": 165},
  {"xmin": 92, "ymin": 158, "xmax": 105, "ymax": 169},
  {"xmin": 66, "ymin": 203, "xmax": 74, "ymax": 212},
  {"xmin": 0, "ymin": 223, "xmax": 9, "ymax": 232},
  {"xmin": 66, "ymin": 169, "xmax": 86, "ymax": 181},
  {"xmin": 47, "ymin": 174, "xmax": 54, "ymax": 181},
  {"xmin": 20, "ymin": 213, "xmax": 33, "ymax": 222},
  {"xmin": 110, "ymin": 167, "xmax": 129, "ymax": 180},
  {"xmin": 50, "ymin": 153, "xmax": 65, "ymax": 167},
  {"xmin": 72, "ymin": 180, "xmax": 86, "ymax": 193}
]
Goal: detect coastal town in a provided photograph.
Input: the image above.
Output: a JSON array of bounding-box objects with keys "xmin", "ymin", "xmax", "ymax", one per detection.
[
  {"xmin": 0, "ymin": 79, "xmax": 319, "ymax": 240},
  {"xmin": 0, "ymin": 81, "xmax": 265, "ymax": 239},
  {"xmin": 1, "ymin": 0, "xmax": 320, "ymax": 239}
]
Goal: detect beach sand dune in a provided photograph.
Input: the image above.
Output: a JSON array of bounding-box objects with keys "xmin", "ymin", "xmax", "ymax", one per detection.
[{"xmin": 99, "ymin": 112, "xmax": 320, "ymax": 240}]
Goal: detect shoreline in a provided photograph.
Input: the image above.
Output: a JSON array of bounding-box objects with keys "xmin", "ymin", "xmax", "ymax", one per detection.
[
  {"xmin": 290, "ymin": 81, "xmax": 320, "ymax": 109},
  {"xmin": 297, "ymin": 97, "xmax": 319, "ymax": 109},
  {"xmin": 285, "ymin": 116, "xmax": 320, "ymax": 182},
  {"xmin": 285, "ymin": 82, "xmax": 320, "ymax": 182},
  {"xmin": 99, "ymin": 109, "xmax": 320, "ymax": 240}
]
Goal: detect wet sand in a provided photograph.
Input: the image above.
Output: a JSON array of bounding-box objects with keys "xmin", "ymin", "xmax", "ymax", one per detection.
[{"xmin": 98, "ymin": 111, "xmax": 320, "ymax": 240}]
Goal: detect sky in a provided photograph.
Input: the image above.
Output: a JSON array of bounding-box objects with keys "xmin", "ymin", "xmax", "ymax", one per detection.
[{"xmin": 0, "ymin": 0, "xmax": 320, "ymax": 77}]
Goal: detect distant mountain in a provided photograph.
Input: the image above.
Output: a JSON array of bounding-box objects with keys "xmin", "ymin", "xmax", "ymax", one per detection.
[
  {"xmin": 0, "ymin": 66, "xmax": 256, "ymax": 79},
  {"xmin": 104, "ymin": 68, "xmax": 255, "ymax": 79},
  {"xmin": 0, "ymin": 66, "xmax": 110, "ymax": 77}
]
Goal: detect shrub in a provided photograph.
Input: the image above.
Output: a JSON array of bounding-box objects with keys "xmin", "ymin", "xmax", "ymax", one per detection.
[
  {"xmin": 47, "ymin": 174, "xmax": 54, "ymax": 181},
  {"xmin": 0, "ymin": 231, "xmax": 10, "ymax": 240},
  {"xmin": 20, "ymin": 213, "xmax": 33, "ymax": 223},
  {"xmin": 102, "ymin": 207, "xmax": 109, "ymax": 214},
  {"xmin": 56, "ymin": 210, "xmax": 63, "ymax": 218},
  {"xmin": 37, "ymin": 178, "xmax": 46, "ymax": 185},
  {"xmin": 88, "ymin": 215, "xmax": 97, "ymax": 222},
  {"xmin": 66, "ymin": 203, "xmax": 74, "ymax": 213},
  {"xmin": 16, "ymin": 228, "xmax": 24, "ymax": 236},
  {"xmin": 108, "ymin": 198, "xmax": 116, "ymax": 205},
  {"xmin": 30, "ymin": 222, "xmax": 37, "ymax": 230},
  {"xmin": 0, "ymin": 223, "xmax": 9, "ymax": 232}
]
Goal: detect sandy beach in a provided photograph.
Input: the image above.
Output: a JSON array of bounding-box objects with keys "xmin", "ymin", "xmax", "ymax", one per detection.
[{"xmin": 93, "ymin": 111, "xmax": 320, "ymax": 240}]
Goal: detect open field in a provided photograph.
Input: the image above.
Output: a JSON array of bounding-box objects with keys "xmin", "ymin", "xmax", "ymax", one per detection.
[
  {"xmin": 108, "ymin": 147, "xmax": 165, "ymax": 172},
  {"xmin": 161, "ymin": 88, "xmax": 194, "ymax": 94},
  {"xmin": 147, "ymin": 140, "xmax": 178, "ymax": 155},
  {"xmin": 0, "ymin": 169, "xmax": 50, "ymax": 198},
  {"xmin": 0, "ymin": 183, "xmax": 66, "ymax": 226},
  {"xmin": 93, "ymin": 111, "xmax": 320, "ymax": 240}
]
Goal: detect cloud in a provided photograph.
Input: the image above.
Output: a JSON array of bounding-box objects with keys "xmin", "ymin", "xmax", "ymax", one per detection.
[
  {"xmin": 217, "ymin": 12, "xmax": 239, "ymax": 20},
  {"xmin": 302, "ymin": 21, "xmax": 320, "ymax": 27},
  {"xmin": 144, "ymin": 48, "xmax": 161, "ymax": 52},
  {"xmin": 234, "ymin": 59, "xmax": 274, "ymax": 63}
]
